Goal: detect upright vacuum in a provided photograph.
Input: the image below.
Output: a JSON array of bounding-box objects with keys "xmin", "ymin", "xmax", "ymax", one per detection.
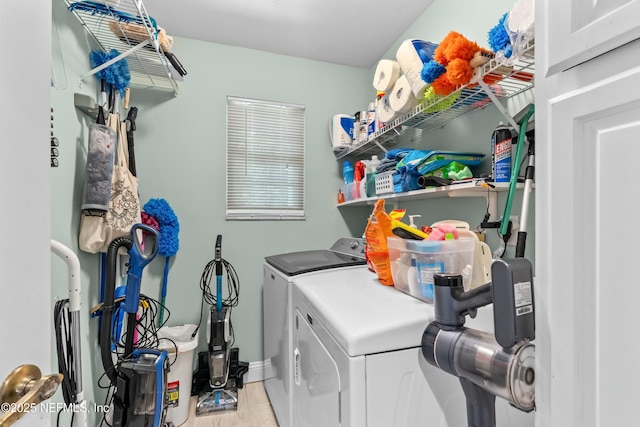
[
  {"xmin": 194, "ymin": 235, "xmax": 247, "ymax": 416},
  {"xmin": 100, "ymin": 224, "xmax": 174, "ymax": 427}
]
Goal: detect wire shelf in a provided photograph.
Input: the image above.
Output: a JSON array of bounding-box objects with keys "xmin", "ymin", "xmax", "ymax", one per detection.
[
  {"xmin": 66, "ymin": 0, "xmax": 179, "ymax": 94},
  {"xmin": 336, "ymin": 41, "xmax": 535, "ymax": 159}
]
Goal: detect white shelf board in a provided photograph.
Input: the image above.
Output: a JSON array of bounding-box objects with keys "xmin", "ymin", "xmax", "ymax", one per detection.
[{"xmin": 337, "ymin": 180, "xmax": 523, "ymax": 207}]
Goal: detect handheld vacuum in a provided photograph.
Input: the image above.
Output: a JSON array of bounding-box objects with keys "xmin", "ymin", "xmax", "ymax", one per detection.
[
  {"xmin": 100, "ymin": 224, "xmax": 174, "ymax": 427},
  {"xmin": 421, "ymin": 258, "xmax": 536, "ymax": 427}
]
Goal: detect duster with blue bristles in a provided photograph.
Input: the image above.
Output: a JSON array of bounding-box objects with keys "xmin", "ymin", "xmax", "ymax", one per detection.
[
  {"xmin": 143, "ymin": 198, "xmax": 179, "ymax": 326},
  {"xmin": 90, "ymin": 49, "xmax": 131, "ymax": 97},
  {"xmin": 89, "ymin": 49, "xmax": 130, "ymax": 125}
]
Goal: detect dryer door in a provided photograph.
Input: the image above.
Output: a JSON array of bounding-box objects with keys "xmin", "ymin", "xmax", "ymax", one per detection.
[{"xmin": 293, "ymin": 308, "xmax": 341, "ymax": 427}]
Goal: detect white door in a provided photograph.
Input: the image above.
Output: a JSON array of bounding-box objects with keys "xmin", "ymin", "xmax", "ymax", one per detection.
[
  {"xmin": 0, "ymin": 1, "xmax": 52, "ymax": 426},
  {"xmin": 545, "ymin": 0, "xmax": 640, "ymax": 75},
  {"xmin": 537, "ymin": 1, "xmax": 640, "ymax": 426}
]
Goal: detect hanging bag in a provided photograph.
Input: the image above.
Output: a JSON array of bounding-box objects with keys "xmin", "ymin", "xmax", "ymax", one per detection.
[{"xmin": 79, "ymin": 114, "xmax": 141, "ymax": 253}]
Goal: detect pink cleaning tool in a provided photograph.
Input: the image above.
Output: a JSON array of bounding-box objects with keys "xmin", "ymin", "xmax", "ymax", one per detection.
[{"xmin": 427, "ymin": 223, "xmax": 459, "ymax": 240}]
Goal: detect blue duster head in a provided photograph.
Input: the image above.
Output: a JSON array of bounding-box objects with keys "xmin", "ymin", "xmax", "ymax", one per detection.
[
  {"xmin": 421, "ymin": 60, "xmax": 446, "ymax": 84},
  {"xmin": 488, "ymin": 13, "xmax": 512, "ymax": 57},
  {"xmin": 89, "ymin": 49, "xmax": 131, "ymax": 96},
  {"xmin": 143, "ymin": 198, "xmax": 180, "ymax": 257}
]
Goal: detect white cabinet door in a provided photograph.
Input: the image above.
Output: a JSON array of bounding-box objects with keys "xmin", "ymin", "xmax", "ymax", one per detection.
[
  {"xmin": 543, "ymin": 66, "xmax": 640, "ymax": 427},
  {"xmin": 544, "ymin": 0, "xmax": 640, "ymax": 75},
  {"xmin": 538, "ymin": 1, "xmax": 640, "ymax": 425},
  {"xmin": 0, "ymin": 1, "xmax": 52, "ymax": 426}
]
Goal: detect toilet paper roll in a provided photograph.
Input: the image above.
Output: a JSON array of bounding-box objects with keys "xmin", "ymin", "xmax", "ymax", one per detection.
[
  {"xmin": 372, "ymin": 59, "xmax": 401, "ymax": 92},
  {"xmin": 376, "ymin": 94, "xmax": 398, "ymax": 125},
  {"xmin": 389, "ymin": 75, "xmax": 420, "ymax": 114},
  {"xmin": 329, "ymin": 114, "xmax": 354, "ymax": 147},
  {"xmin": 396, "ymin": 39, "xmax": 438, "ymax": 99}
]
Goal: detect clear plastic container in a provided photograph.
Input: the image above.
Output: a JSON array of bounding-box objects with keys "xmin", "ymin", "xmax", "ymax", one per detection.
[{"xmin": 387, "ymin": 237, "xmax": 475, "ymax": 303}]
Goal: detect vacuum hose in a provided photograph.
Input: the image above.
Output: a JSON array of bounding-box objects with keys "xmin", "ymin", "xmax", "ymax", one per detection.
[{"xmin": 100, "ymin": 237, "xmax": 132, "ymax": 385}]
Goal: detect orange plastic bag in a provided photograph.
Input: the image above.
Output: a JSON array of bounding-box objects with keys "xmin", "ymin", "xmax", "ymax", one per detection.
[{"xmin": 365, "ymin": 199, "xmax": 397, "ymax": 286}]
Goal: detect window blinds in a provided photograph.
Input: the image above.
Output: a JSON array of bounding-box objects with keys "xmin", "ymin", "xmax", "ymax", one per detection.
[{"xmin": 226, "ymin": 96, "xmax": 306, "ymax": 220}]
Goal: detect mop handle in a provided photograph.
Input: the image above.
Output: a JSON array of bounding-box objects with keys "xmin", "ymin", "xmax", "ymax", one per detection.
[
  {"xmin": 216, "ymin": 276, "xmax": 223, "ymax": 312},
  {"xmin": 215, "ymin": 235, "xmax": 223, "ymax": 312},
  {"xmin": 158, "ymin": 256, "xmax": 170, "ymax": 327}
]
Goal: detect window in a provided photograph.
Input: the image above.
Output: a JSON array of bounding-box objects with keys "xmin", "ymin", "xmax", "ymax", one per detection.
[{"xmin": 226, "ymin": 96, "xmax": 305, "ymax": 220}]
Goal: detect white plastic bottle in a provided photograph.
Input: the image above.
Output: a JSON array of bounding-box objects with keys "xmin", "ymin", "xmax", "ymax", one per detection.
[{"xmin": 365, "ymin": 155, "xmax": 381, "ymax": 197}]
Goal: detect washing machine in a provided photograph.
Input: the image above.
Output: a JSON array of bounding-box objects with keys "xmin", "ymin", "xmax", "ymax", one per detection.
[
  {"xmin": 291, "ymin": 267, "xmax": 535, "ymax": 427},
  {"xmin": 263, "ymin": 237, "xmax": 367, "ymax": 427}
]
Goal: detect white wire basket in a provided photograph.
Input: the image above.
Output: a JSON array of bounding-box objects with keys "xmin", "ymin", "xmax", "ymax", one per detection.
[{"xmin": 375, "ymin": 171, "xmax": 396, "ymax": 195}]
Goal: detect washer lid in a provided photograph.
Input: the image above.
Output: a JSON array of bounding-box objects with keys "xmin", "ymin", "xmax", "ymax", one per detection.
[
  {"xmin": 265, "ymin": 249, "xmax": 365, "ymax": 276},
  {"xmin": 293, "ymin": 268, "xmax": 434, "ymax": 357}
]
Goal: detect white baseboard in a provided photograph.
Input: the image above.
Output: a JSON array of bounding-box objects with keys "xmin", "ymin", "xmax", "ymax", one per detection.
[{"xmin": 244, "ymin": 360, "xmax": 266, "ymax": 384}]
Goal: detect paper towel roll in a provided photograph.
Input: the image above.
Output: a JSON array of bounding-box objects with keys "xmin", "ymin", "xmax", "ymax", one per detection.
[
  {"xmin": 396, "ymin": 39, "xmax": 438, "ymax": 99},
  {"xmin": 376, "ymin": 94, "xmax": 398, "ymax": 125},
  {"xmin": 389, "ymin": 75, "xmax": 420, "ymax": 114},
  {"xmin": 329, "ymin": 114, "xmax": 354, "ymax": 147},
  {"xmin": 372, "ymin": 59, "xmax": 401, "ymax": 92}
]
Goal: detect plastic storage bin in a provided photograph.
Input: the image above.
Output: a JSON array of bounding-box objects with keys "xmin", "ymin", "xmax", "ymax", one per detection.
[
  {"xmin": 158, "ymin": 324, "xmax": 199, "ymax": 426},
  {"xmin": 341, "ymin": 181, "xmax": 366, "ymax": 201},
  {"xmin": 388, "ymin": 237, "xmax": 475, "ymax": 303}
]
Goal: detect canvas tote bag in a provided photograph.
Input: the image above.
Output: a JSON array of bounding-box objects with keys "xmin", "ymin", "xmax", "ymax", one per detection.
[{"xmin": 79, "ymin": 114, "xmax": 141, "ymax": 253}]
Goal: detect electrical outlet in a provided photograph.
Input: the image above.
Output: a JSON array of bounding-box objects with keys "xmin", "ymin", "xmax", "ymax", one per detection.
[{"xmin": 507, "ymin": 215, "xmax": 519, "ymax": 246}]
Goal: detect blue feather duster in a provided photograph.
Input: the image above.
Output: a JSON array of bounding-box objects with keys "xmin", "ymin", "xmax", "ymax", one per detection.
[
  {"xmin": 421, "ymin": 60, "xmax": 446, "ymax": 84},
  {"xmin": 488, "ymin": 13, "xmax": 513, "ymax": 58},
  {"xmin": 143, "ymin": 198, "xmax": 180, "ymax": 326},
  {"xmin": 143, "ymin": 198, "xmax": 180, "ymax": 257},
  {"xmin": 89, "ymin": 49, "xmax": 131, "ymax": 96}
]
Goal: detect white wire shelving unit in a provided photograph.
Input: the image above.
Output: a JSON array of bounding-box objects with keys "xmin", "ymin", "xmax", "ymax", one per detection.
[
  {"xmin": 336, "ymin": 40, "xmax": 535, "ymax": 160},
  {"xmin": 66, "ymin": 0, "xmax": 179, "ymax": 94}
]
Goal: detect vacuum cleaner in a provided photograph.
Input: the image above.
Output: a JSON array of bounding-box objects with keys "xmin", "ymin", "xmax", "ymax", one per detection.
[
  {"xmin": 100, "ymin": 224, "xmax": 174, "ymax": 427},
  {"xmin": 421, "ymin": 258, "xmax": 536, "ymax": 427},
  {"xmin": 193, "ymin": 235, "xmax": 247, "ymax": 416}
]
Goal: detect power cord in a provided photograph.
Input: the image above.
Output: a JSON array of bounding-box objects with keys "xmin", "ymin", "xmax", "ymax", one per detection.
[
  {"xmin": 54, "ymin": 298, "xmax": 81, "ymax": 427},
  {"xmin": 194, "ymin": 257, "xmax": 240, "ymax": 340}
]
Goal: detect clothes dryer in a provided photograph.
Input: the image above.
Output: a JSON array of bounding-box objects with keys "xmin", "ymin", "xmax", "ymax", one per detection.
[{"xmin": 291, "ymin": 267, "xmax": 535, "ymax": 427}]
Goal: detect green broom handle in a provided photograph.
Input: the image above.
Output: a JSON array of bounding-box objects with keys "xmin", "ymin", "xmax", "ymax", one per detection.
[{"xmin": 500, "ymin": 104, "xmax": 535, "ymax": 236}]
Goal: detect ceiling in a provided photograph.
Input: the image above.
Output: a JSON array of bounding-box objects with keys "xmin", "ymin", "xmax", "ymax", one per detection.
[{"xmin": 143, "ymin": 0, "xmax": 434, "ymax": 68}]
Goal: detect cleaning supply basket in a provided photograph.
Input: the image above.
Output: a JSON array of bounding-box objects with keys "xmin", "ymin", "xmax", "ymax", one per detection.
[{"xmin": 375, "ymin": 171, "xmax": 396, "ymax": 195}]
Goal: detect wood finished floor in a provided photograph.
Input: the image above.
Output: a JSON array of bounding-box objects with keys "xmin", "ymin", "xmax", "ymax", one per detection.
[{"xmin": 183, "ymin": 381, "xmax": 279, "ymax": 427}]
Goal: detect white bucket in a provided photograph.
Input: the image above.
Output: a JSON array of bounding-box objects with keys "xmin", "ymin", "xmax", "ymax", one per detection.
[{"xmin": 158, "ymin": 324, "xmax": 199, "ymax": 426}]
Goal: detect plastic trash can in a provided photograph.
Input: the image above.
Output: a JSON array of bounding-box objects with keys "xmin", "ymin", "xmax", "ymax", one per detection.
[{"xmin": 158, "ymin": 324, "xmax": 199, "ymax": 426}]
